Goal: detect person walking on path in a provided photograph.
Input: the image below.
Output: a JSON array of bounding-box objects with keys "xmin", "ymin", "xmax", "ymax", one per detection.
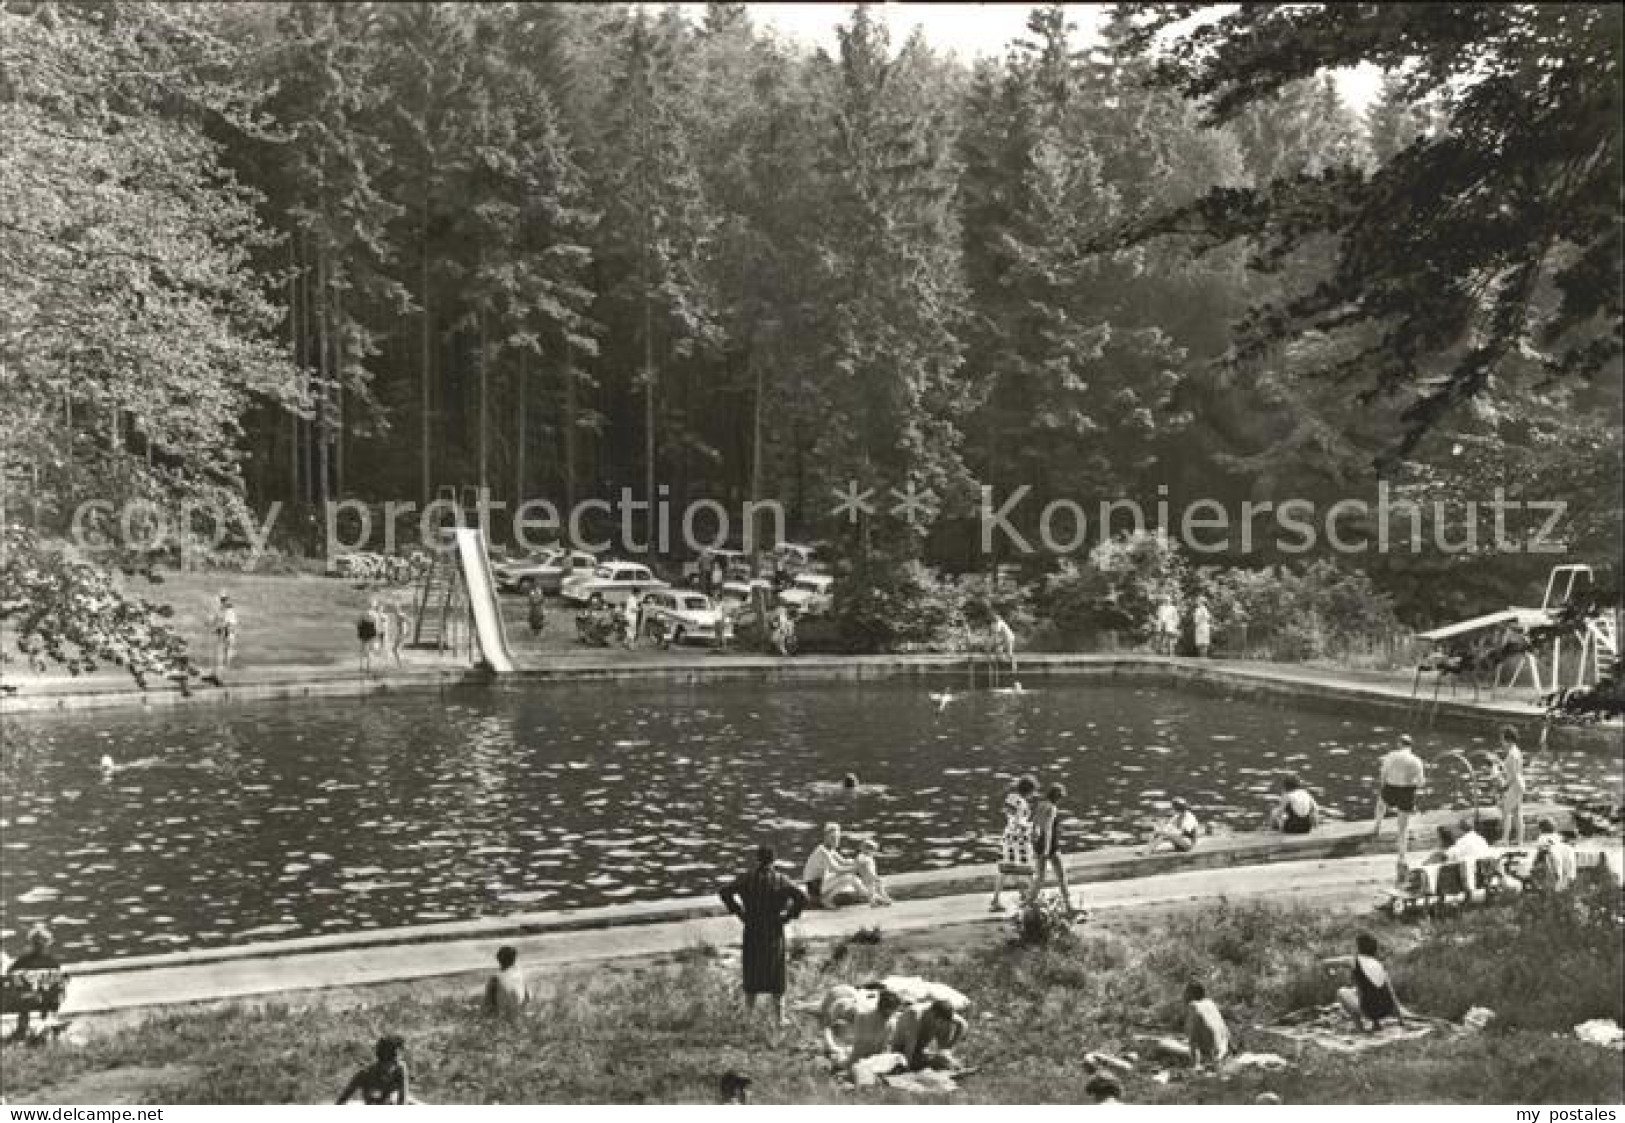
[
  {"xmin": 1373, "ymin": 734, "xmax": 1426, "ymax": 881},
  {"xmin": 1496, "ymin": 725, "xmax": 1527, "ymax": 845},
  {"xmin": 990, "ymin": 775, "xmax": 1037, "ymax": 911},
  {"xmin": 209, "ymin": 592, "xmax": 238, "ymax": 679},
  {"xmin": 1193, "ymin": 598, "xmax": 1213, "ymax": 658},
  {"xmin": 1025, "ymin": 783, "xmax": 1078, "ymax": 920},
  {"xmin": 719, "ymin": 845, "xmax": 808, "ymax": 1026}
]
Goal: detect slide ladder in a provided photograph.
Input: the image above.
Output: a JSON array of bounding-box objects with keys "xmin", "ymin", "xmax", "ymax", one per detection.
[{"xmin": 411, "ymin": 553, "xmax": 459, "ymax": 650}]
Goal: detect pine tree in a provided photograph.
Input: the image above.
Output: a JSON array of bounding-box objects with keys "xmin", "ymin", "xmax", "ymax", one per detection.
[
  {"xmin": 808, "ymin": 6, "xmax": 971, "ymax": 557},
  {"xmin": 594, "ymin": 10, "xmax": 717, "ymax": 544}
]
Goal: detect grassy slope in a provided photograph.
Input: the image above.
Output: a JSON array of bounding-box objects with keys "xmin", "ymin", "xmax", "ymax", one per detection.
[{"xmin": 4, "ymin": 890, "xmax": 1621, "ymax": 1105}]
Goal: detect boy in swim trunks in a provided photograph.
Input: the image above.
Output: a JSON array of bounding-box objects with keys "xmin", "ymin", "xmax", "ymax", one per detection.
[{"xmin": 1373, "ymin": 734, "xmax": 1426, "ymax": 882}]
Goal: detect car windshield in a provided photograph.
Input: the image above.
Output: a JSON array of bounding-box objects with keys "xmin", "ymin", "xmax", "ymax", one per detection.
[
  {"xmin": 591, "ymin": 566, "xmax": 614, "ymax": 579},
  {"xmin": 794, "ymin": 577, "xmax": 825, "ymax": 592},
  {"xmin": 678, "ymin": 595, "xmax": 710, "ymax": 611}
]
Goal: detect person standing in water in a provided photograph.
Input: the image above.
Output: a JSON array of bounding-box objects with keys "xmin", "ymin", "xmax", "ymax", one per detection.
[
  {"xmin": 1496, "ymin": 725, "xmax": 1527, "ymax": 845},
  {"xmin": 1373, "ymin": 734, "xmax": 1426, "ymax": 881}
]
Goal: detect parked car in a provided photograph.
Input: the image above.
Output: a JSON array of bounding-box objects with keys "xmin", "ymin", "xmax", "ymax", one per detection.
[
  {"xmin": 777, "ymin": 573, "xmax": 834, "ymax": 616},
  {"xmin": 685, "ymin": 547, "xmax": 753, "ymax": 584},
  {"xmin": 716, "ymin": 578, "xmax": 773, "ymax": 615},
  {"xmin": 560, "ymin": 562, "xmax": 669, "ymax": 606},
  {"xmin": 638, "ymin": 589, "xmax": 724, "ymax": 646},
  {"xmin": 329, "ymin": 550, "xmax": 430, "ymax": 585},
  {"xmin": 773, "ymin": 542, "xmax": 820, "ymax": 576},
  {"xmin": 495, "ymin": 547, "xmax": 600, "ymax": 594}
]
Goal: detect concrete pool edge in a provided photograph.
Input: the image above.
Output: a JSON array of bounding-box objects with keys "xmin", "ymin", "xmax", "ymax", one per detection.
[
  {"xmin": 0, "ymin": 650, "xmax": 1599, "ymax": 728},
  {"xmin": 3, "ymin": 651, "xmax": 1614, "ymax": 747},
  {"xmin": 60, "ymin": 805, "xmax": 1569, "ymax": 986}
]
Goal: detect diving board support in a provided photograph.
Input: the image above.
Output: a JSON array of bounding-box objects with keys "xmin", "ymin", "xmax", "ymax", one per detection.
[{"xmin": 450, "ymin": 527, "xmax": 515, "ymax": 674}]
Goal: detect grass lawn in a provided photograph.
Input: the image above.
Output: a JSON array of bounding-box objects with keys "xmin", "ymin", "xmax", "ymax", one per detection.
[
  {"xmin": 4, "ymin": 888, "xmax": 1621, "ymax": 1105},
  {"xmin": 0, "ymin": 568, "xmax": 614, "ymax": 684}
]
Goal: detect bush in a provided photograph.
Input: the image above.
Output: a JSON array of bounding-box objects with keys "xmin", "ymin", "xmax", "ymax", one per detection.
[
  {"xmin": 1198, "ymin": 560, "xmax": 1402, "ymax": 662},
  {"xmin": 1399, "ymin": 879, "xmax": 1625, "ymax": 1029},
  {"xmin": 1034, "ymin": 530, "xmax": 1187, "ymax": 647},
  {"xmin": 1008, "ymin": 895, "xmax": 1080, "ymax": 949},
  {"xmin": 830, "ymin": 553, "xmax": 964, "ymax": 653}
]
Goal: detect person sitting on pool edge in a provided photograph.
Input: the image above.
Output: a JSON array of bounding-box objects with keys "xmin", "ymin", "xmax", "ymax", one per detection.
[
  {"xmin": 803, "ymin": 823, "xmax": 866, "ymax": 908},
  {"xmin": 1267, "ymin": 774, "xmax": 1320, "ymax": 834},
  {"xmin": 854, "ymin": 838, "xmax": 893, "ymax": 906},
  {"xmin": 1144, "ymin": 797, "xmax": 1201, "ymax": 855}
]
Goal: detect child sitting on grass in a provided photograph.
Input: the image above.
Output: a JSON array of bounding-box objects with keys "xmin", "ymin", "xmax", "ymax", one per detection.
[
  {"xmin": 336, "ymin": 1034, "xmax": 409, "ymax": 1105},
  {"xmin": 1183, "ymin": 980, "xmax": 1231, "ymax": 1067}
]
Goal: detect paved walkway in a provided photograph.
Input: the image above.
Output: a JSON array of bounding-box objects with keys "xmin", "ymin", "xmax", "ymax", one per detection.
[
  {"xmin": 64, "ymin": 853, "xmax": 1400, "ymax": 1017},
  {"xmin": 65, "ymin": 836, "xmax": 1616, "ymax": 1020}
]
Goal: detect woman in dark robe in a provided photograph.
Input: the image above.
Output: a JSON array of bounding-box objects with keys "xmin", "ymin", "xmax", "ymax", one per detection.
[{"xmin": 719, "ymin": 844, "xmax": 808, "ymax": 1025}]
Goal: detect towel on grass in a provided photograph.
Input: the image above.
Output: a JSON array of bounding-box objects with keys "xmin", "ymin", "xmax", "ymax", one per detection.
[{"xmin": 1260, "ymin": 1004, "xmax": 1439, "ymax": 1054}]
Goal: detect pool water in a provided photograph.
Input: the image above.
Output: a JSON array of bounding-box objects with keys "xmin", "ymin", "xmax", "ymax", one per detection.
[{"xmin": 1, "ymin": 680, "xmax": 1618, "ymax": 959}]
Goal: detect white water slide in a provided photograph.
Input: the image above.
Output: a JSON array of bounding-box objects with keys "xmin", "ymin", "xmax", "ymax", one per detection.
[{"xmin": 450, "ymin": 527, "xmax": 516, "ymax": 674}]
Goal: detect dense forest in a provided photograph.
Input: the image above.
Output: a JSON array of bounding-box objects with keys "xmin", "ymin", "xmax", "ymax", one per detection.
[{"xmin": 3, "ymin": 1, "xmax": 1621, "ymax": 633}]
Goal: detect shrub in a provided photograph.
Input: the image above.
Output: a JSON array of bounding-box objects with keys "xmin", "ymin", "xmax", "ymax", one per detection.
[
  {"xmin": 1399, "ymin": 879, "xmax": 1624, "ymax": 1029},
  {"xmin": 1034, "ymin": 530, "xmax": 1187, "ymax": 647},
  {"xmin": 1198, "ymin": 560, "xmax": 1402, "ymax": 662},
  {"xmin": 1008, "ymin": 895, "xmax": 1079, "ymax": 949},
  {"xmin": 830, "ymin": 553, "xmax": 963, "ymax": 653}
]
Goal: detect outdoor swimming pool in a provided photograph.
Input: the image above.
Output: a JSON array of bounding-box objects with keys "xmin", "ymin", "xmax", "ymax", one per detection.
[{"xmin": 2, "ymin": 679, "xmax": 1619, "ymax": 959}]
